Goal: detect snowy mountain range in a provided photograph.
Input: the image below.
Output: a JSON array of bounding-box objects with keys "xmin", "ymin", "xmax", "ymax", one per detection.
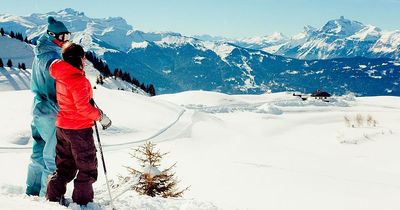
[
  {"xmin": 208, "ymin": 16, "xmax": 400, "ymax": 60},
  {"xmin": 1, "ymin": 9, "xmax": 399, "ymax": 96}
]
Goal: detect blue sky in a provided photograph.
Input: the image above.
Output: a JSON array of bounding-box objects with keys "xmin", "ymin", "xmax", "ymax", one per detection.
[{"xmin": 1, "ymin": 0, "xmax": 399, "ymax": 38}]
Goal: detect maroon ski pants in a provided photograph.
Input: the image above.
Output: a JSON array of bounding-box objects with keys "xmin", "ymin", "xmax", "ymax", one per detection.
[{"xmin": 46, "ymin": 127, "xmax": 98, "ymax": 205}]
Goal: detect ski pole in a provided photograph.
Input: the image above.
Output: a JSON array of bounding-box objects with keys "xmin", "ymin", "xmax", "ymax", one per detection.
[{"xmin": 94, "ymin": 120, "xmax": 116, "ymax": 210}]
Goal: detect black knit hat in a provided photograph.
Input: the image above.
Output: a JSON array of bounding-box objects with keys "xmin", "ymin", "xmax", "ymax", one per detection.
[{"xmin": 62, "ymin": 42, "xmax": 85, "ymax": 69}]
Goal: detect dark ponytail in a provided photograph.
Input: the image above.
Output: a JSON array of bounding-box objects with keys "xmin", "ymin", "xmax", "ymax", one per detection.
[{"xmin": 62, "ymin": 42, "xmax": 85, "ymax": 70}]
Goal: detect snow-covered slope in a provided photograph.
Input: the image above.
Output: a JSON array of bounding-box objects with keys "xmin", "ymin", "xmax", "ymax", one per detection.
[
  {"xmin": 0, "ymin": 14, "xmax": 36, "ymax": 35},
  {"xmin": 1, "ymin": 89, "xmax": 400, "ymax": 210},
  {"xmin": 0, "ymin": 36, "xmax": 34, "ymax": 68},
  {"xmin": 0, "ymin": 33, "xmax": 146, "ymax": 94},
  {"xmin": 84, "ymin": 61, "xmax": 149, "ymax": 95},
  {"xmin": 0, "ymin": 60, "xmax": 147, "ymax": 95},
  {"xmin": 233, "ymin": 32, "xmax": 289, "ymax": 54}
]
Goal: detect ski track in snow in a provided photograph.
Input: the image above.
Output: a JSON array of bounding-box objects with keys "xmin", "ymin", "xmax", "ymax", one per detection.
[
  {"xmin": 0, "ymin": 109, "xmax": 187, "ymax": 152},
  {"xmin": 101, "ymin": 109, "xmax": 186, "ymax": 150}
]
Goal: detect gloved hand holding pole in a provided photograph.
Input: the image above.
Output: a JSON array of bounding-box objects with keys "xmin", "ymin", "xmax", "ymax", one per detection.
[
  {"xmin": 99, "ymin": 110, "xmax": 112, "ymax": 130},
  {"xmin": 90, "ymin": 98, "xmax": 112, "ymax": 130}
]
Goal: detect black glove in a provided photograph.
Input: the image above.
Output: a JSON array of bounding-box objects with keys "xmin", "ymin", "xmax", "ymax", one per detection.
[{"xmin": 89, "ymin": 98, "xmax": 95, "ymax": 106}]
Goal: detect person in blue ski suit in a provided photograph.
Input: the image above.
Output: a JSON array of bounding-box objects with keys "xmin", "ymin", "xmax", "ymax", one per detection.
[{"xmin": 26, "ymin": 16, "xmax": 71, "ymax": 197}]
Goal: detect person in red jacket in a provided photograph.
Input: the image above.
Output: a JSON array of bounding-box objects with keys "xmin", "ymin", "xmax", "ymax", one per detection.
[{"xmin": 46, "ymin": 42, "xmax": 111, "ymax": 206}]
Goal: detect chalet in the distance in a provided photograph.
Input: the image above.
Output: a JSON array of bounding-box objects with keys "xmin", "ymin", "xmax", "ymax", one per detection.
[{"xmin": 311, "ymin": 90, "xmax": 331, "ymax": 99}]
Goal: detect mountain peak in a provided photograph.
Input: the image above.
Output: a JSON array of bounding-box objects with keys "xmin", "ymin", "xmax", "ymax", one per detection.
[
  {"xmin": 303, "ymin": 25, "xmax": 317, "ymax": 33},
  {"xmin": 267, "ymin": 32, "xmax": 286, "ymax": 40},
  {"xmin": 321, "ymin": 16, "xmax": 365, "ymax": 36},
  {"xmin": 57, "ymin": 8, "xmax": 84, "ymax": 16},
  {"xmin": 192, "ymin": 34, "xmax": 227, "ymax": 42}
]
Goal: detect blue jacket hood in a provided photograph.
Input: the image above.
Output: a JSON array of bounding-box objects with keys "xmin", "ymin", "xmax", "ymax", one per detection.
[{"xmin": 34, "ymin": 34, "xmax": 60, "ymax": 56}]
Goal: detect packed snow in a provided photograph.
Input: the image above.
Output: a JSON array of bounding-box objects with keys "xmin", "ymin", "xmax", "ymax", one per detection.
[
  {"xmin": 1, "ymin": 87, "xmax": 400, "ymax": 210},
  {"xmin": 0, "ymin": 67, "xmax": 31, "ymax": 91}
]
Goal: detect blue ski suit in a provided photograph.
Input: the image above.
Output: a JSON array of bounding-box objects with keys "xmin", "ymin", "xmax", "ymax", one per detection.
[{"xmin": 26, "ymin": 34, "xmax": 61, "ymax": 197}]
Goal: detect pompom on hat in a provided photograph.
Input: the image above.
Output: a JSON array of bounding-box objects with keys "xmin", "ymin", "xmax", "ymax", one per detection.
[{"xmin": 47, "ymin": 16, "xmax": 70, "ymax": 34}]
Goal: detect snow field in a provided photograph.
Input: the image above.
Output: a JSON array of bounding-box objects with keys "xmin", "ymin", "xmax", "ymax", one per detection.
[{"xmin": 0, "ymin": 89, "xmax": 399, "ymax": 210}]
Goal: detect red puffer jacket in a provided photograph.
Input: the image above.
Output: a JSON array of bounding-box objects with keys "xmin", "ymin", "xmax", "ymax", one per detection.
[{"xmin": 49, "ymin": 59, "xmax": 101, "ymax": 129}]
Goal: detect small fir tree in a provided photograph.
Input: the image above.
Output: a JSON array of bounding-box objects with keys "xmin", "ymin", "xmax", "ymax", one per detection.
[
  {"xmin": 0, "ymin": 58, "xmax": 3, "ymax": 68},
  {"xmin": 16, "ymin": 33, "xmax": 23, "ymax": 41},
  {"xmin": 113, "ymin": 69, "xmax": 118, "ymax": 79},
  {"xmin": 148, "ymin": 84, "xmax": 156, "ymax": 96},
  {"xmin": 140, "ymin": 83, "xmax": 146, "ymax": 92},
  {"xmin": 104, "ymin": 64, "xmax": 111, "ymax": 77},
  {"xmin": 126, "ymin": 142, "xmax": 189, "ymax": 198},
  {"xmin": 21, "ymin": 63, "xmax": 26, "ymax": 70},
  {"xmin": 131, "ymin": 76, "xmax": 140, "ymax": 87},
  {"xmin": 9, "ymin": 31, "xmax": 15, "ymax": 38},
  {"xmin": 7, "ymin": 59, "xmax": 12, "ymax": 68},
  {"xmin": 0, "ymin": 28, "xmax": 4, "ymax": 36}
]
